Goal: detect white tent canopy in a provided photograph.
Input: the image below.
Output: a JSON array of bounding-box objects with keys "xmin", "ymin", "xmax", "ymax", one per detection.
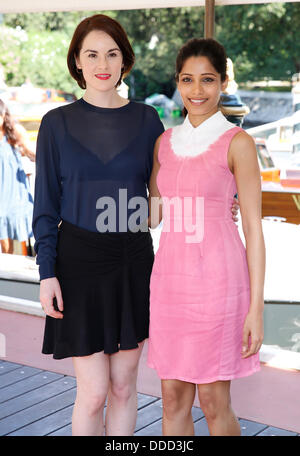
[{"xmin": 0, "ymin": 0, "xmax": 299, "ymax": 14}]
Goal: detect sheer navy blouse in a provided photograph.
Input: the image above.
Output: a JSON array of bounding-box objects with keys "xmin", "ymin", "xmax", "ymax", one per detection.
[{"xmin": 32, "ymin": 98, "xmax": 164, "ymax": 280}]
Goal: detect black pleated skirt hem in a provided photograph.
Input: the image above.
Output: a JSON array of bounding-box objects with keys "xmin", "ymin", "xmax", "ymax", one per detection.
[
  {"xmin": 42, "ymin": 220, "xmax": 154, "ymax": 360},
  {"xmin": 42, "ymin": 336, "xmax": 149, "ymax": 360}
]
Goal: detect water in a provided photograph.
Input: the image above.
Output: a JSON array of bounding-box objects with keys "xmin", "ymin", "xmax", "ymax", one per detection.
[{"xmin": 264, "ymin": 303, "xmax": 300, "ymax": 352}]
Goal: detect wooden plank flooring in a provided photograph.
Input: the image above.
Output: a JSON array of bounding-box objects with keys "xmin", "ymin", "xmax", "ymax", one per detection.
[{"xmin": 0, "ymin": 360, "xmax": 298, "ymax": 437}]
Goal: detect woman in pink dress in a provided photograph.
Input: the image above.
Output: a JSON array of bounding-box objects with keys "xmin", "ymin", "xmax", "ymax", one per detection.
[{"xmin": 147, "ymin": 38, "xmax": 265, "ymax": 436}]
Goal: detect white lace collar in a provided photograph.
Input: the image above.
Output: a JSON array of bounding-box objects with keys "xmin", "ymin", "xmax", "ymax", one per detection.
[{"xmin": 170, "ymin": 110, "xmax": 236, "ymax": 158}]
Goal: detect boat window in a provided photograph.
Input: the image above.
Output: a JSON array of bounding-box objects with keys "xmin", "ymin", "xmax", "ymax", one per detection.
[
  {"xmin": 280, "ymin": 126, "xmax": 293, "ymax": 140},
  {"xmin": 256, "ymin": 143, "xmax": 275, "ymax": 169},
  {"xmin": 293, "ymin": 143, "xmax": 300, "ymax": 154},
  {"xmin": 293, "ymin": 123, "xmax": 300, "ymax": 133},
  {"xmin": 294, "ymin": 102, "xmax": 300, "ymax": 112}
]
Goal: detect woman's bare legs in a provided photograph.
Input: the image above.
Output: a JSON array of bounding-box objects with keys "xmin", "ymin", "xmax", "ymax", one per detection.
[
  {"xmin": 72, "ymin": 351, "xmax": 110, "ymax": 436},
  {"xmin": 197, "ymin": 381, "xmax": 240, "ymax": 436},
  {"xmin": 105, "ymin": 341, "xmax": 145, "ymax": 436},
  {"xmin": 161, "ymin": 379, "xmax": 240, "ymax": 436},
  {"xmin": 0, "ymin": 238, "xmax": 13, "ymax": 254},
  {"xmin": 161, "ymin": 379, "xmax": 196, "ymax": 436},
  {"xmin": 72, "ymin": 341, "xmax": 145, "ymax": 436}
]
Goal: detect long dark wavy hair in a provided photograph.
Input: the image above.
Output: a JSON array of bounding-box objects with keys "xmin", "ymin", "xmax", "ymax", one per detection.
[
  {"xmin": 0, "ymin": 99, "xmax": 19, "ymax": 148},
  {"xmin": 0, "ymin": 98, "xmax": 34, "ymax": 159}
]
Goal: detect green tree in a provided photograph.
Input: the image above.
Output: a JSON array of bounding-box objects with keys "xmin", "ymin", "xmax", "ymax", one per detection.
[
  {"xmin": 116, "ymin": 7, "xmax": 205, "ymax": 98},
  {"xmin": 216, "ymin": 3, "xmax": 300, "ymax": 82},
  {"xmin": 0, "ymin": 26, "xmax": 25, "ymax": 84},
  {"xmin": 1, "ymin": 4, "xmax": 300, "ymax": 100}
]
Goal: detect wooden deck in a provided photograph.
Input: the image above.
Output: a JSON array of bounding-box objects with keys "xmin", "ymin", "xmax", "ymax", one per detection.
[{"xmin": 0, "ymin": 360, "xmax": 298, "ymax": 437}]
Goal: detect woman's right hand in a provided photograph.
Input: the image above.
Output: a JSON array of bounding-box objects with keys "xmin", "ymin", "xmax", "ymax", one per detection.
[{"xmin": 40, "ymin": 277, "xmax": 64, "ymax": 319}]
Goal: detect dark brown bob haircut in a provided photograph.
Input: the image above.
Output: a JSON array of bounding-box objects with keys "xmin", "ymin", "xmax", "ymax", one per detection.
[{"xmin": 67, "ymin": 14, "xmax": 135, "ymax": 89}]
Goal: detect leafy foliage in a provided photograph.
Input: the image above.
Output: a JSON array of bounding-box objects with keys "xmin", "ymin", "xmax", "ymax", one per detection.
[{"xmin": 0, "ymin": 4, "xmax": 299, "ymax": 100}]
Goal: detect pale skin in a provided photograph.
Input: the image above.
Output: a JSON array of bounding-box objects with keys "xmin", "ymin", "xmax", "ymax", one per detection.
[
  {"xmin": 148, "ymin": 55, "xmax": 265, "ymax": 436},
  {"xmin": 40, "ymin": 29, "xmax": 141, "ymax": 436}
]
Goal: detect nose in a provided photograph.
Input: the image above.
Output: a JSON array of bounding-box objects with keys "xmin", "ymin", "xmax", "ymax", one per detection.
[
  {"xmin": 96, "ymin": 54, "xmax": 108, "ymax": 70},
  {"xmin": 192, "ymin": 80, "xmax": 204, "ymax": 95}
]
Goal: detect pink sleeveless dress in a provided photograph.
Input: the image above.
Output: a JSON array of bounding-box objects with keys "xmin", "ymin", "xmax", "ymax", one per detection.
[{"xmin": 148, "ymin": 111, "xmax": 260, "ymax": 384}]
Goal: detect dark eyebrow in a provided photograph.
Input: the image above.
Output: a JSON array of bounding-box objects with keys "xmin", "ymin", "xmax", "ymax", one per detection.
[
  {"xmin": 180, "ymin": 72, "xmax": 217, "ymax": 76},
  {"xmin": 83, "ymin": 48, "xmax": 121, "ymax": 54}
]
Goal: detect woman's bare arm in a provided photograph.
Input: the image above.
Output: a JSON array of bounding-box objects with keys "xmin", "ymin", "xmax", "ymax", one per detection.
[
  {"xmin": 229, "ymin": 131, "xmax": 265, "ymax": 358},
  {"xmin": 15, "ymin": 122, "xmax": 36, "ymax": 161}
]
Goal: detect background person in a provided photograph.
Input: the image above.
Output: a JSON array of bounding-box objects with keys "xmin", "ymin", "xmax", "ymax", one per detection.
[{"xmin": 0, "ymin": 99, "xmax": 34, "ymax": 254}]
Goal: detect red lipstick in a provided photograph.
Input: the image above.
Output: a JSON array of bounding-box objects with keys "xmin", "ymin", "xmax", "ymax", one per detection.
[{"xmin": 95, "ymin": 74, "xmax": 111, "ymax": 80}]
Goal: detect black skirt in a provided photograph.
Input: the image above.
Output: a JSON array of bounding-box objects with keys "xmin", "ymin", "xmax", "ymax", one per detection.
[{"xmin": 42, "ymin": 220, "xmax": 154, "ymax": 359}]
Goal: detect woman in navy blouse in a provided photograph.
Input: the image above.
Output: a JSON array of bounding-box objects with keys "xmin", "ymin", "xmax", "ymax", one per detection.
[{"xmin": 32, "ymin": 14, "xmax": 164, "ymax": 436}]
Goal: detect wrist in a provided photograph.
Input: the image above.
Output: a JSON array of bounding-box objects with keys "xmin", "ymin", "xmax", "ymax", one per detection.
[
  {"xmin": 248, "ymin": 304, "xmax": 264, "ymax": 316},
  {"xmin": 39, "ymin": 262, "xmax": 56, "ymax": 281}
]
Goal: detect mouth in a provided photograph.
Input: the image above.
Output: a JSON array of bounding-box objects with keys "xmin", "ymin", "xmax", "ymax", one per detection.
[
  {"xmin": 188, "ymin": 98, "xmax": 208, "ymax": 106},
  {"xmin": 95, "ymin": 74, "xmax": 111, "ymax": 80}
]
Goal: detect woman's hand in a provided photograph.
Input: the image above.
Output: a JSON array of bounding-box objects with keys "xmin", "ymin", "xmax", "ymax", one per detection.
[
  {"xmin": 231, "ymin": 196, "xmax": 240, "ymax": 222},
  {"xmin": 241, "ymin": 310, "xmax": 264, "ymax": 358},
  {"xmin": 40, "ymin": 277, "xmax": 64, "ymax": 319}
]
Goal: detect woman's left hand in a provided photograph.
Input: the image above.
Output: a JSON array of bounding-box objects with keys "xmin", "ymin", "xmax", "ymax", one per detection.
[
  {"xmin": 231, "ymin": 196, "xmax": 239, "ymax": 222},
  {"xmin": 241, "ymin": 310, "xmax": 264, "ymax": 358}
]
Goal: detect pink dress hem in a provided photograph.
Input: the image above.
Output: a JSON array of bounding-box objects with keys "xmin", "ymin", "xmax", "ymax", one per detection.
[{"xmin": 147, "ymin": 361, "xmax": 261, "ymax": 384}]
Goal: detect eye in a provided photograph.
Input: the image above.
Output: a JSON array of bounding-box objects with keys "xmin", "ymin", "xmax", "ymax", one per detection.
[
  {"xmin": 88, "ymin": 53, "xmax": 97, "ymax": 58},
  {"xmin": 203, "ymin": 77, "xmax": 215, "ymax": 83},
  {"xmin": 108, "ymin": 52, "xmax": 118, "ymax": 58},
  {"xmin": 181, "ymin": 77, "xmax": 192, "ymax": 83}
]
